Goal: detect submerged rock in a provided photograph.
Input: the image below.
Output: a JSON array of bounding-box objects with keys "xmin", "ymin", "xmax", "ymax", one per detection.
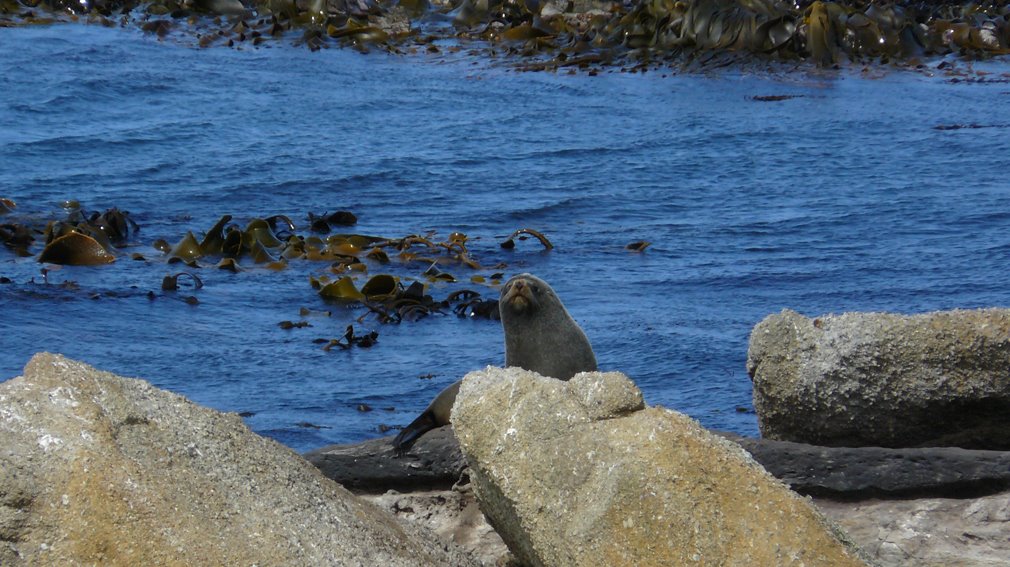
[
  {"xmin": 451, "ymin": 366, "xmax": 868, "ymax": 566},
  {"xmin": 0, "ymin": 353, "xmax": 480, "ymax": 566},
  {"xmin": 747, "ymin": 308, "xmax": 1010, "ymax": 449}
]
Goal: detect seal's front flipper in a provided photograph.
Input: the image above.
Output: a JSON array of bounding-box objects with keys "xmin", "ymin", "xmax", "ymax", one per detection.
[
  {"xmin": 392, "ymin": 410, "xmax": 438, "ymax": 455},
  {"xmin": 391, "ymin": 380, "xmax": 462, "ymax": 455}
]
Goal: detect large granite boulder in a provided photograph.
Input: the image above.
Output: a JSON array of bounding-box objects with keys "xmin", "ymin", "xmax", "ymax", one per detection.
[
  {"xmin": 0, "ymin": 353, "xmax": 480, "ymax": 566},
  {"xmin": 747, "ymin": 308, "xmax": 1010, "ymax": 449},
  {"xmin": 451, "ymin": 366, "xmax": 868, "ymax": 567}
]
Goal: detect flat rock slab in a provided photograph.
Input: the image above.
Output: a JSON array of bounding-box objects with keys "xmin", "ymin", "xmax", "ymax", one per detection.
[
  {"xmin": 816, "ymin": 491, "xmax": 1010, "ymax": 567},
  {"xmin": 305, "ymin": 425, "xmax": 466, "ymax": 493},
  {"xmin": 728, "ymin": 434, "xmax": 1010, "ymax": 499},
  {"xmin": 312, "ymin": 430, "xmax": 1010, "ymax": 500},
  {"xmin": 362, "ymin": 485, "xmax": 512, "ymax": 567}
]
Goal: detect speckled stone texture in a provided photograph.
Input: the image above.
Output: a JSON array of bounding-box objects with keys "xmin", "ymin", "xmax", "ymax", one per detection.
[
  {"xmin": 0, "ymin": 353, "xmax": 480, "ymax": 567},
  {"xmin": 452, "ymin": 366, "xmax": 868, "ymax": 567},
  {"xmin": 747, "ymin": 308, "xmax": 1010, "ymax": 449}
]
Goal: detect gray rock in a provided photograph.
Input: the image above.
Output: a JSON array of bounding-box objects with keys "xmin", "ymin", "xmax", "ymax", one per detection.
[
  {"xmin": 815, "ymin": 491, "xmax": 1010, "ymax": 567},
  {"xmin": 308, "ymin": 429, "xmax": 1010, "ymax": 502},
  {"xmin": 362, "ymin": 481, "xmax": 512, "ymax": 567},
  {"xmin": 747, "ymin": 308, "xmax": 1010, "ymax": 449},
  {"xmin": 452, "ymin": 367, "xmax": 869, "ymax": 567},
  {"xmin": 305, "ymin": 425, "xmax": 467, "ymax": 492},
  {"xmin": 728, "ymin": 434, "xmax": 1010, "ymax": 499},
  {"xmin": 0, "ymin": 353, "xmax": 480, "ymax": 567}
]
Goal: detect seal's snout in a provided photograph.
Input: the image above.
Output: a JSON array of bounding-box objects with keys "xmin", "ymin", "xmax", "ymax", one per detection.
[{"xmin": 503, "ymin": 277, "xmax": 537, "ymax": 313}]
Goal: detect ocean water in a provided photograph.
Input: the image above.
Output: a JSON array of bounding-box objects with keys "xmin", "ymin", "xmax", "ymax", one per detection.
[{"xmin": 3, "ymin": 24, "xmax": 1010, "ymax": 452}]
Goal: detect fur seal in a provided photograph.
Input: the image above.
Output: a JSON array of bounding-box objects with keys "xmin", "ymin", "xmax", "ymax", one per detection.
[{"xmin": 392, "ymin": 273, "xmax": 597, "ymax": 452}]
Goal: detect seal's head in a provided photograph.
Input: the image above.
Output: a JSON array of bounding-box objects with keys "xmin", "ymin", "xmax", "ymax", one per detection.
[{"xmin": 500, "ymin": 273, "xmax": 552, "ymax": 317}]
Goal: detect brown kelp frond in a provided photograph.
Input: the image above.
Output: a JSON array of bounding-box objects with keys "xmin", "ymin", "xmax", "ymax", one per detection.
[{"xmin": 500, "ymin": 227, "xmax": 554, "ymax": 250}]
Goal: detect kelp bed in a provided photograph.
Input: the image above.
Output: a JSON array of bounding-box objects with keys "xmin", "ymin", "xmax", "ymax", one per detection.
[
  {"xmin": 2, "ymin": 0, "xmax": 1010, "ymax": 70},
  {"xmin": 1, "ymin": 200, "xmax": 590, "ymax": 349}
]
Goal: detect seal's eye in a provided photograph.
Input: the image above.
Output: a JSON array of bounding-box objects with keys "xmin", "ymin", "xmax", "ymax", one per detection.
[{"xmin": 532, "ymin": 285, "xmax": 540, "ymax": 293}]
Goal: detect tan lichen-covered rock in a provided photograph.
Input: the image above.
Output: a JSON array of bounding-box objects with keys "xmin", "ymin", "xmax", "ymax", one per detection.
[
  {"xmin": 452, "ymin": 366, "xmax": 868, "ymax": 567},
  {"xmin": 747, "ymin": 308, "xmax": 1010, "ymax": 449},
  {"xmin": 0, "ymin": 353, "xmax": 480, "ymax": 567}
]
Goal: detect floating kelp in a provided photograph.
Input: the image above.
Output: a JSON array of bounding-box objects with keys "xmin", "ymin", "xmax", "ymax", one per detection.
[
  {"xmin": 199, "ymin": 214, "xmax": 233, "ymax": 254},
  {"xmin": 317, "ymin": 275, "xmax": 367, "ymax": 301},
  {"xmin": 216, "ymin": 257, "xmax": 242, "ymax": 271},
  {"xmin": 278, "ymin": 320, "xmax": 312, "ymax": 328},
  {"xmin": 752, "ymin": 94, "xmax": 803, "ymax": 101},
  {"xmin": 248, "ymin": 237, "xmax": 279, "ymax": 263},
  {"xmin": 0, "ymin": 222, "xmax": 34, "ymax": 256},
  {"xmin": 933, "ymin": 123, "xmax": 1010, "ymax": 130},
  {"xmin": 169, "ymin": 231, "xmax": 204, "ymax": 262},
  {"xmin": 423, "ymin": 262, "xmax": 456, "ymax": 282},
  {"xmin": 360, "ymin": 273, "xmax": 398, "ymax": 299},
  {"xmin": 450, "ymin": 289, "xmax": 500, "ymax": 319},
  {"xmin": 0, "ymin": 198, "xmax": 15, "ymax": 214},
  {"xmin": 625, "ymin": 240, "xmax": 651, "ymax": 252},
  {"xmin": 295, "ymin": 421, "xmax": 332, "ymax": 428},
  {"xmin": 366, "ymin": 246, "xmax": 390, "ymax": 263},
  {"xmin": 500, "ymin": 227, "xmax": 554, "ymax": 250},
  {"xmin": 245, "ymin": 218, "xmax": 285, "ymax": 248},
  {"xmin": 321, "ymin": 324, "xmax": 379, "ymax": 350},
  {"xmin": 161, "ymin": 271, "xmax": 204, "ymax": 290},
  {"xmin": 142, "ymin": 215, "xmax": 566, "ymax": 345},
  {"xmin": 38, "ymin": 231, "xmax": 115, "ymax": 266},
  {"xmin": 82, "ymin": 208, "xmax": 139, "ymax": 246}
]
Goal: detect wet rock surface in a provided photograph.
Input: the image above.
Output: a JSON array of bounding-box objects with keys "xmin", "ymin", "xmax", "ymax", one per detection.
[
  {"xmin": 728, "ymin": 434, "xmax": 1010, "ymax": 499},
  {"xmin": 747, "ymin": 308, "xmax": 1010, "ymax": 449},
  {"xmin": 305, "ymin": 424, "xmax": 467, "ymax": 492},
  {"xmin": 0, "ymin": 353, "xmax": 480, "ymax": 566}
]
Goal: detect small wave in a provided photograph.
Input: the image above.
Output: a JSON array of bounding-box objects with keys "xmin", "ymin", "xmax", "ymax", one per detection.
[{"xmin": 503, "ymin": 195, "xmax": 590, "ymax": 219}]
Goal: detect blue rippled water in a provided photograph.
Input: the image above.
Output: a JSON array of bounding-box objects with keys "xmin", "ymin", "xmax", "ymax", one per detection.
[{"xmin": 3, "ymin": 24, "xmax": 1010, "ymax": 452}]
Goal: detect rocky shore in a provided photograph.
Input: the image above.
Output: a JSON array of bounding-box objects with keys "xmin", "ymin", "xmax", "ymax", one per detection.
[
  {"xmin": 2, "ymin": 0, "xmax": 1010, "ymax": 72},
  {"xmin": 4, "ymin": 307, "xmax": 1010, "ymax": 565}
]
